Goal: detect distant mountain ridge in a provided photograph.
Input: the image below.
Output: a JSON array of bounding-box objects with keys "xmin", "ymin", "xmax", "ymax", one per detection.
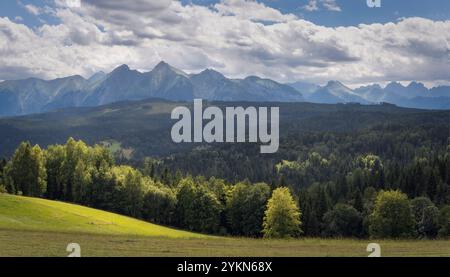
[
  {"xmin": 290, "ymin": 80, "xmax": 450, "ymax": 109},
  {"xmin": 307, "ymin": 81, "xmax": 369, "ymax": 104},
  {"xmin": 0, "ymin": 61, "xmax": 449, "ymax": 117},
  {"xmin": 0, "ymin": 61, "xmax": 303, "ymax": 117},
  {"xmin": 352, "ymin": 81, "xmax": 450, "ymax": 109}
]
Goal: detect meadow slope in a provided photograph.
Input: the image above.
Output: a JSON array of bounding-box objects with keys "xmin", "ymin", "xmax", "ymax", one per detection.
[
  {"xmin": 0, "ymin": 193, "xmax": 206, "ymax": 238},
  {"xmin": 1, "ymin": 194, "xmax": 449, "ymax": 257}
]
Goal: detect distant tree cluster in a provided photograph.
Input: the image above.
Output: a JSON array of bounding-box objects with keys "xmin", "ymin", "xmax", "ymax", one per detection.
[{"xmin": 1, "ymin": 138, "xmax": 449, "ymax": 239}]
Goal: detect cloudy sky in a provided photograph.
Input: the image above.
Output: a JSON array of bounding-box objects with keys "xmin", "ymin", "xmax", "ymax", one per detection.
[{"xmin": 0, "ymin": 0, "xmax": 449, "ymax": 86}]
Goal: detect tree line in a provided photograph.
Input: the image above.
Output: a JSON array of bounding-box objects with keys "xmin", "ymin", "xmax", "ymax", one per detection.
[
  {"xmin": 0, "ymin": 139, "xmax": 300, "ymax": 238},
  {"xmin": 0, "ymin": 138, "xmax": 449, "ymax": 239}
]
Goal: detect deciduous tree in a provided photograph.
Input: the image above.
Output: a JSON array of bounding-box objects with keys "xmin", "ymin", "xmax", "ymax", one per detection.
[
  {"xmin": 369, "ymin": 190, "xmax": 415, "ymax": 238},
  {"xmin": 263, "ymin": 187, "xmax": 301, "ymax": 238}
]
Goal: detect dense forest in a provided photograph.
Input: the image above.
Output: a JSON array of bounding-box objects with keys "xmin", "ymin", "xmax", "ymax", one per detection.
[
  {"xmin": 0, "ymin": 100, "xmax": 448, "ymax": 159},
  {"xmin": 1, "ymin": 134, "xmax": 449, "ymax": 239},
  {"xmin": 0, "ymin": 101, "xmax": 449, "ymax": 238}
]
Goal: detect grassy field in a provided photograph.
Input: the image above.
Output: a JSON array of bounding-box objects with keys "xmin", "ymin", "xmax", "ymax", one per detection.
[
  {"xmin": 1, "ymin": 194, "xmax": 449, "ymax": 257},
  {"xmin": 0, "ymin": 193, "xmax": 205, "ymax": 238}
]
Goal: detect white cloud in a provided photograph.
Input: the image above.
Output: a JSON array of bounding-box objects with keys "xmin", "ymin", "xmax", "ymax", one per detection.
[
  {"xmin": 214, "ymin": 0, "xmax": 297, "ymax": 22},
  {"xmin": 21, "ymin": 3, "xmax": 56, "ymax": 17},
  {"xmin": 303, "ymin": 0, "xmax": 341, "ymax": 12},
  {"xmin": 303, "ymin": 0, "xmax": 319, "ymax": 12},
  {"xmin": 0, "ymin": 1, "xmax": 449, "ymax": 86},
  {"xmin": 24, "ymin": 4, "xmax": 42, "ymax": 15},
  {"xmin": 82, "ymin": 0, "xmax": 171, "ymax": 13},
  {"xmin": 322, "ymin": 0, "xmax": 341, "ymax": 12},
  {"xmin": 55, "ymin": 0, "xmax": 81, "ymax": 8}
]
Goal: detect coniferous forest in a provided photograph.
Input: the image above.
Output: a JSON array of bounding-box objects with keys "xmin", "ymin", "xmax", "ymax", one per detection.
[{"xmin": 1, "ymin": 114, "xmax": 449, "ymax": 239}]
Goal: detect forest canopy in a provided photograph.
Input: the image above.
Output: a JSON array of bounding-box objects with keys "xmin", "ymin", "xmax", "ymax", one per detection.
[{"xmin": 1, "ymin": 136, "xmax": 449, "ymax": 239}]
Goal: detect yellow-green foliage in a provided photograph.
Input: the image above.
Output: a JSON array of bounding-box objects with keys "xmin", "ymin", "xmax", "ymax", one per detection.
[
  {"xmin": 369, "ymin": 190, "xmax": 415, "ymax": 238},
  {"xmin": 263, "ymin": 187, "xmax": 301, "ymax": 238}
]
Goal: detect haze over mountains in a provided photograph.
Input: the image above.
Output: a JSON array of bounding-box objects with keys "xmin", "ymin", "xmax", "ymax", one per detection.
[{"xmin": 0, "ymin": 61, "xmax": 449, "ymax": 117}]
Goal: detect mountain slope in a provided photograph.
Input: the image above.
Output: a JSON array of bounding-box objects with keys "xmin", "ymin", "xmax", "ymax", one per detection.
[
  {"xmin": 0, "ymin": 193, "xmax": 206, "ymax": 238},
  {"xmin": 190, "ymin": 69, "xmax": 233, "ymax": 100},
  {"xmin": 307, "ymin": 81, "xmax": 369, "ymax": 104},
  {"xmin": 287, "ymin": 81, "xmax": 320, "ymax": 98},
  {"xmin": 140, "ymin": 61, "xmax": 194, "ymax": 101},
  {"xmin": 83, "ymin": 64, "xmax": 146, "ymax": 106},
  {"xmin": 240, "ymin": 76, "xmax": 304, "ymax": 101},
  {"xmin": 430, "ymin": 86, "xmax": 450, "ymax": 97},
  {"xmin": 0, "ymin": 76, "xmax": 88, "ymax": 116},
  {"xmin": 353, "ymin": 84, "xmax": 385, "ymax": 102}
]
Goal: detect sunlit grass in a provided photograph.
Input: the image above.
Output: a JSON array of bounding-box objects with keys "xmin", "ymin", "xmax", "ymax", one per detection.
[
  {"xmin": 1, "ymin": 194, "xmax": 449, "ymax": 257},
  {"xmin": 0, "ymin": 194, "xmax": 206, "ymax": 238}
]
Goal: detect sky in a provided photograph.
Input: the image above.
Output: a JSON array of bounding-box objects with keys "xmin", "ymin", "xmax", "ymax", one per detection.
[{"xmin": 0, "ymin": 0, "xmax": 449, "ymax": 86}]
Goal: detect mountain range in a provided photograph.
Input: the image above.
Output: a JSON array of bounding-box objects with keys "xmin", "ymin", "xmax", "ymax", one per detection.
[
  {"xmin": 289, "ymin": 81, "xmax": 450, "ymax": 109},
  {"xmin": 0, "ymin": 62, "xmax": 303, "ymax": 117},
  {"xmin": 0, "ymin": 61, "xmax": 449, "ymax": 117}
]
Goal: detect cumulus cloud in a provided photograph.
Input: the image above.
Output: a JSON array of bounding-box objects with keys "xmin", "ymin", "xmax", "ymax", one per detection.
[{"xmin": 0, "ymin": 0, "xmax": 449, "ymax": 86}]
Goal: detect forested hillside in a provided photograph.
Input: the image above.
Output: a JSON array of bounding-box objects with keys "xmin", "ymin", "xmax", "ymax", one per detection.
[
  {"xmin": 0, "ymin": 99, "xmax": 447, "ymax": 159},
  {"xmin": 0, "ymin": 100, "xmax": 448, "ymax": 238},
  {"xmin": 1, "ymin": 138, "xmax": 449, "ymax": 239}
]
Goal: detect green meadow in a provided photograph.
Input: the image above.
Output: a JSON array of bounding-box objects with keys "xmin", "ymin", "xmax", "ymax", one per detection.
[{"xmin": 0, "ymin": 194, "xmax": 449, "ymax": 257}]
